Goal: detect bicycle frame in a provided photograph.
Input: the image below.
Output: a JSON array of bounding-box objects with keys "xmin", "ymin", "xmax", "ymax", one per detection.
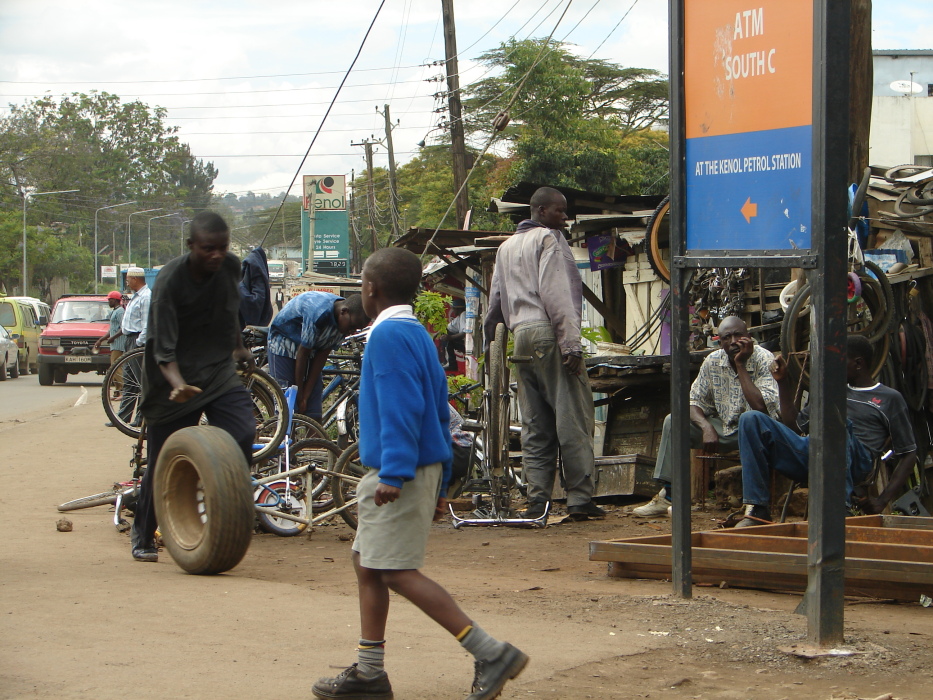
[{"xmin": 251, "ymin": 385, "xmax": 360, "ymax": 527}]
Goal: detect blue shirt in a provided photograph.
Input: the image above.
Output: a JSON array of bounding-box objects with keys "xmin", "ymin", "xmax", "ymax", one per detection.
[
  {"xmin": 268, "ymin": 292, "xmax": 344, "ymax": 359},
  {"xmin": 358, "ymin": 316, "xmax": 453, "ymax": 491},
  {"xmin": 108, "ymin": 306, "xmax": 126, "ymax": 352},
  {"xmin": 121, "ymin": 285, "xmax": 151, "ymax": 346}
]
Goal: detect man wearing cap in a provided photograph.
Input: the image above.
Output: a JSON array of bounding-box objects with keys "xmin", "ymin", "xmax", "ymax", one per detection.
[
  {"xmin": 95, "ymin": 292, "xmax": 127, "ymax": 400},
  {"xmin": 437, "ymin": 297, "xmax": 467, "ymax": 372},
  {"xmin": 115, "ymin": 268, "xmax": 150, "ymax": 427}
]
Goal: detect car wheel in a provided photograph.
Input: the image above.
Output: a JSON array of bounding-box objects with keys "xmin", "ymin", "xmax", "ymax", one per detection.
[
  {"xmin": 0, "ymin": 355, "xmax": 7, "ymax": 381},
  {"xmin": 38, "ymin": 363, "xmax": 53, "ymax": 386}
]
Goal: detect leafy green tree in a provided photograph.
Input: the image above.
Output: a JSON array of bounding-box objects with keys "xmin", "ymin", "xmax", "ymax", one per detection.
[
  {"xmin": 0, "ymin": 92, "xmax": 218, "ymax": 277},
  {"xmin": 0, "ymin": 211, "xmax": 92, "ymax": 297},
  {"xmin": 462, "ymin": 38, "xmax": 669, "ymax": 195},
  {"xmin": 0, "ymin": 92, "xmax": 216, "ymax": 210}
]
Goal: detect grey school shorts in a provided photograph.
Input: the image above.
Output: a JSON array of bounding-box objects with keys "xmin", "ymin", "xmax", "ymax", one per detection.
[{"xmin": 352, "ymin": 462, "xmax": 443, "ymax": 570}]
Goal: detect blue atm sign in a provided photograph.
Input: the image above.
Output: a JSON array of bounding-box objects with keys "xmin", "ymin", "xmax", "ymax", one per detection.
[{"xmin": 685, "ymin": 1, "xmax": 812, "ymax": 252}]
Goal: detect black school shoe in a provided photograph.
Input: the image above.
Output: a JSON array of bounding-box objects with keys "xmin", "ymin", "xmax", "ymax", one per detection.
[
  {"xmin": 312, "ymin": 664, "xmax": 393, "ymax": 699},
  {"xmin": 522, "ymin": 501, "xmax": 549, "ymax": 520},
  {"xmin": 467, "ymin": 643, "xmax": 529, "ymax": 700},
  {"xmin": 131, "ymin": 532, "xmax": 158, "ymax": 562},
  {"xmin": 567, "ymin": 501, "xmax": 607, "ymax": 521}
]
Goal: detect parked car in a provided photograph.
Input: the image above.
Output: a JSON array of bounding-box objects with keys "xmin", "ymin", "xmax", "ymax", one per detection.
[
  {"xmin": 0, "ymin": 295, "xmax": 42, "ymax": 375},
  {"xmin": 5, "ymin": 296, "xmax": 51, "ymax": 327},
  {"xmin": 0, "ymin": 325, "xmax": 19, "ymax": 380},
  {"xmin": 37, "ymin": 294, "xmax": 113, "ymax": 385}
]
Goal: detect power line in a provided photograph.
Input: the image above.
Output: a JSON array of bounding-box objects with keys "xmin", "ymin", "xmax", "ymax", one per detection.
[
  {"xmin": 258, "ymin": 0, "xmax": 388, "ymax": 248},
  {"xmin": 0, "ymin": 64, "xmax": 427, "ymax": 86}
]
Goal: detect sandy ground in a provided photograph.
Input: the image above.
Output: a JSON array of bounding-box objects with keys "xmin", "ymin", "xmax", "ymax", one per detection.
[{"xmin": 3, "ymin": 396, "xmax": 933, "ymax": 699}]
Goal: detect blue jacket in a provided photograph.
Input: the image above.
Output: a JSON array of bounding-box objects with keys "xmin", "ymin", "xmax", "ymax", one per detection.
[
  {"xmin": 239, "ymin": 247, "xmax": 273, "ymax": 327},
  {"xmin": 358, "ymin": 316, "xmax": 453, "ymax": 492}
]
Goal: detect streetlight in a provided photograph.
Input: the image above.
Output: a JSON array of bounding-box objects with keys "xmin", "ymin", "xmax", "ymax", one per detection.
[
  {"xmin": 126, "ymin": 209, "xmax": 161, "ymax": 267},
  {"xmin": 147, "ymin": 213, "xmax": 178, "ymax": 269},
  {"xmin": 94, "ymin": 201, "xmax": 137, "ymax": 293},
  {"xmin": 22, "ymin": 189, "xmax": 79, "ymax": 296}
]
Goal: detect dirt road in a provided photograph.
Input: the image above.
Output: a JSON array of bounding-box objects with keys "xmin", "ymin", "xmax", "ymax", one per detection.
[{"xmin": 2, "ymin": 395, "xmax": 933, "ymax": 699}]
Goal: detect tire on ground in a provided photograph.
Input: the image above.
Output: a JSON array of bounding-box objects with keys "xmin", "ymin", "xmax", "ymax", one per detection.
[
  {"xmin": 38, "ymin": 362, "xmax": 53, "ymax": 386},
  {"xmin": 154, "ymin": 425, "xmax": 254, "ymax": 575}
]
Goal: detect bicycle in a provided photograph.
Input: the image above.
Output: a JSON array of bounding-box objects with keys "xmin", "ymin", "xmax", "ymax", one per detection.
[
  {"xmin": 58, "ymin": 424, "xmax": 148, "ymax": 532},
  {"xmin": 448, "ymin": 323, "xmax": 542, "ymax": 528},
  {"xmin": 101, "ymin": 353, "xmax": 290, "ymax": 464}
]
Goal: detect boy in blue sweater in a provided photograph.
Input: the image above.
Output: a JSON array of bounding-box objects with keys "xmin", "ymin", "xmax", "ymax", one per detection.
[{"xmin": 313, "ymin": 247, "xmax": 528, "ymax": 700}]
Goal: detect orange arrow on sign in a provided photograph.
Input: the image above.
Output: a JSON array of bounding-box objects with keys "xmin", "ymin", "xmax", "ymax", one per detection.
[{"xmin": 741, "ymin": 197, "xmax": 758, "ymax": 223}]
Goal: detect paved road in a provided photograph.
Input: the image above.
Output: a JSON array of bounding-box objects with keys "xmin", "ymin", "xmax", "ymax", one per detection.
[{"xmin": 0, "ymin": 371, "xmax": 103, "ymax": 424}]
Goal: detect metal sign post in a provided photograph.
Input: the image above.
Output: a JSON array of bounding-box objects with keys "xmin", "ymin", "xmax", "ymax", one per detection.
[{"xmin": 669, "ymin": 0, "xmax": 850, "ymax": 644}]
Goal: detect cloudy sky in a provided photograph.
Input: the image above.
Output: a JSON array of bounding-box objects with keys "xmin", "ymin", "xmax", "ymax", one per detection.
[{"xmin": 0, "ymin": 0, "xmax": 930, "ymax": 199}]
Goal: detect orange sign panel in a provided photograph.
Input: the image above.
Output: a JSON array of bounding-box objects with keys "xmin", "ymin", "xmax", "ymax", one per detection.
[{"xmin": 685, "ymin": 0, "xmax": 812, "ymax": 139}]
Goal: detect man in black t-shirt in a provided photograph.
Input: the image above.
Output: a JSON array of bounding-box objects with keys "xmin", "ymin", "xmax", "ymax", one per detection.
[
  {"xmin": 734, "ymin": 335, "xmax": 917, "ymax": 527},
  {"xmin": 130, "ymin": 211, "xmax": 256, "ymax": 562}
]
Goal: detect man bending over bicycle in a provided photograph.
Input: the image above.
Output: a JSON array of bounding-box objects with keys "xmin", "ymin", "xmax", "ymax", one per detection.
[
  {"xmin": 131, "ymin": 212, "xmax": 256, "ymax": 563},
  {"xmin": 267, "ymin": 291, "xmax": 369, "ymax": 420}
]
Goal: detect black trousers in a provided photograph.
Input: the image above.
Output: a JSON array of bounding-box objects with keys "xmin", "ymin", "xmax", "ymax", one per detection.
[{"xmin": 132, "ymin": 385, "xmax": 255, "ymax": 544}]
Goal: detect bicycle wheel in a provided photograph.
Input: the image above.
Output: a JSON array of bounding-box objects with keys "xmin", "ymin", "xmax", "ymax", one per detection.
[
  {"xmin": 240, "ymin": 367, "xmax": 289, "ymax": 463},
  {"xmin": 781, "ymin": 281, "xmax": 890, "ymax": 388},
  {"xmin": 292, "ymin": 414, "xmax": 328, "ymax": 442},
  {"xmin": 255, "ymin": 479, "xmax": 308, "ymax": 536},
  {"xmin": 102, "ymin": 348, "xmax": 145, "ymax": 438},
  {"xmin": 58, "ymin": 488, "xmax": 122, "ymax": 512},
  {"xmin": 645, "ymin": 195, "xmax": 671, "ymax": 283},
  {"xmin": 292, "ymin": 436, "xmax": 342, "ymax": 507},
  {"xmin": 331, "ymin": 443, "xmax": 365, "ymax": 529}
]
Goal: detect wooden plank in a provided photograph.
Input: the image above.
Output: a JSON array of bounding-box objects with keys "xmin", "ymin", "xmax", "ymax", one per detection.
[{"xmin": 590, "ymin": 517, "xmax": 933, "ymax": 599}]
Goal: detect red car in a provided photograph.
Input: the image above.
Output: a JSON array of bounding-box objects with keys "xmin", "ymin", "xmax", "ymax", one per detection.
[{"xmin": 37, "ymin": 294, "xmax": 113, "ymax": 385}]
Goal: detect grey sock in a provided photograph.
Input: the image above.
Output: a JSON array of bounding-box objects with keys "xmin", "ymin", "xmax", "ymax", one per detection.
[
  {"xmin": 459, "ymin": 624, "xmax": 506, "ymax": 662},
  {"xmin": 356, "ymin": 639, "xmax": 385, "ymax": 678}
]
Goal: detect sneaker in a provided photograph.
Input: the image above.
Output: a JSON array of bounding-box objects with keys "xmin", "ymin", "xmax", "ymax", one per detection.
[
  {"xmin": 467, "ymin": 643, "xmax": 529, "ymax": 700},
  {"xmin": 734, "ymin": 504, "xmax": 771, "ymax": 528},
  {"xmin": 312, "ymin": 664, "xmax": 393, "ymax": 699},
  {"xmin": 567, "ymin": 501, "xmax": 606, "ymax": 520},
  {"xmin": 632, "ymin": 489, "xmax": 671, "ymax": 518},
  {"xmin": 522, "ymin": 501, "xmax": 549, "ymax": 520}
]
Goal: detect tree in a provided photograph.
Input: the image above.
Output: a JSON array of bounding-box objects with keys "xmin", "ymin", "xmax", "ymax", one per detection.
[
  {"xmin": 0, "ymin": 211, "xmax": 92, "ymax": 297},
  {"xmin": 462, "ymin": 39, "xmax": 669, "ymax": 195},
  {"xmin": 0, "ymin": 92, "xmax": 216, "ymax": 209},
  {"xmin": 0, "ymin": 92, "xmax": 218, "ymax": 278}
]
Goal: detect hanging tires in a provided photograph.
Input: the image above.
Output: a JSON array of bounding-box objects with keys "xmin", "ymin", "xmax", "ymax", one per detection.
[
  {"xmin": 154, "ymin": 426, "xmax": 254, "ymax": 575},
  {"xmin": 645, "ymin": 195, "xmax": 671, "ymax": 283}
]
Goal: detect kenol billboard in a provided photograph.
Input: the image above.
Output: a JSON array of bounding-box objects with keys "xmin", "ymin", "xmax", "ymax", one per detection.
[{"xmin": 303, "ymin": 175, "xmax": 347, "ymax": 211}]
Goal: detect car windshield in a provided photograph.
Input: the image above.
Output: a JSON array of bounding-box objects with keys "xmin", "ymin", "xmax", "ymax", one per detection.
[
  {"xmin": 51, "ymin": 300, "xmax": 110, "ymax": 323},
  {"xmin": 0, "ymin": 302, "xmax": 14, "ymax": 327}
]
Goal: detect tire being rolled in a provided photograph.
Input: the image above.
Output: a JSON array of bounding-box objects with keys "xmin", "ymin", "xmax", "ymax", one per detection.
[{"xmin": 154, "ymin": 426, "xmax": 254, "ymax": 575}]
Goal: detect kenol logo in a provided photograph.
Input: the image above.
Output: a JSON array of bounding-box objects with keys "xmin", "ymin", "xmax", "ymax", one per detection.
[{"xmin": 303, "ymin": 175, "xmax": 346, "ymax": 211}]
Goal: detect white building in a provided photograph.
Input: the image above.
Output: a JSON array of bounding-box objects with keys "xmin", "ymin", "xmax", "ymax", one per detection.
[{"xmin": 870, "ymin": 49, "xmax": 933, "ymax": 167}]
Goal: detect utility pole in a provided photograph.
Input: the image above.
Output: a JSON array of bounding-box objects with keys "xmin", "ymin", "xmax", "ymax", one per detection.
[
  {"xmin": 441, "ymin": 0, "xmax": 470, "ymax": 229},
  {"xmin": 351, "ymin": 139, "xmax": 379, "ymax": 254},
  {"xmin": 348, "ymin": 169, "xmax": 361, "ymax": 273},
  {"xmin": 377, "ymin": 104, "xmax": 401, "ymax": 241}
]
